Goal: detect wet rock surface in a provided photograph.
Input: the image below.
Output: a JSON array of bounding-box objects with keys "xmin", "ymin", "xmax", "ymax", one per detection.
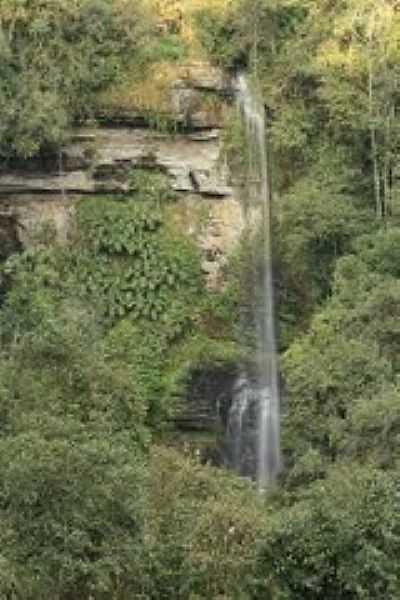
[{"xmin": 175, "ymin": 366, "xmax": 237, "ymax": 432}]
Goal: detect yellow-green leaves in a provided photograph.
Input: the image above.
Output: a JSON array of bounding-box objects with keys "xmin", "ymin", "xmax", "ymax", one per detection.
[{"xmin": 0, "ymin": 0, "xmax": 151, "ymax": 159}]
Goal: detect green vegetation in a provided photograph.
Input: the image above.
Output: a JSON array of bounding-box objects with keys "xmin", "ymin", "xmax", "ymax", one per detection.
[
  {"xmin": 0, "ymin": 169, "xmax": 241, "ymax": 597},
  {"xmin": 0, "ymin": 0, "xmax": 153, "ymax": 159},
  {"xmin": 0, "ymin": 0, "xmax": 191, "ymax": 160},
  {"xmin": 1, "ymin": 0, "xmax": 400, "ymax": 598},
  {"xmin": 195, "ymin": 0, "xmax": 400, "ymax": 596},
  {"xmin": 258, "ymin": 466, "xmax": 400, "ymax": 599}
]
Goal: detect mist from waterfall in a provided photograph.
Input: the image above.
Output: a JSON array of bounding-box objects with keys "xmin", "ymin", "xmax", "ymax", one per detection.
[{"xmin": 227, "ymin": 75, "xmax": 281, "ymax": 488}]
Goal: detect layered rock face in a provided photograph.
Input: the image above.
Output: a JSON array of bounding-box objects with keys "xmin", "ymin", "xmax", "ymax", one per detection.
[
  {"xmin": 0, "ymin": 65, "xmax": 243, "ymax": 444},
  {"xmin": 0, "ymin": 65, "xmax": 243, "ymax": 286}
]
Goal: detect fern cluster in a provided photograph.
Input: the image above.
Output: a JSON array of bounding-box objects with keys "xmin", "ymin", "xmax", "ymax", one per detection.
[{"xmin": 75, "ymin": 196, "xmax": 202, "ymax": 324}]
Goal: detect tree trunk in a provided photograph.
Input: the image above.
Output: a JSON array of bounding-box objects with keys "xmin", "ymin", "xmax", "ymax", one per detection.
[{"xmin": 368, "ymin": 55, "xmax": 382, "ymax": 219}]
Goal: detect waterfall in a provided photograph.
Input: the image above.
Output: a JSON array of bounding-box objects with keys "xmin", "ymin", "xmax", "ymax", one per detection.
[{"xmin": 227, "ymin": 75, "xmax": 281, "ymax": 488}]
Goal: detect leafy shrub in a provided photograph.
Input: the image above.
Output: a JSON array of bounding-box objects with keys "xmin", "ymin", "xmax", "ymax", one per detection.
[
  {"xmin": 194, "ymin": 4, "xmax": 248, "ymax": 70},
  {"xmin": 142, "ymin": 446, "xmax": 269, "ymax": 599},
  {"xmin": 354, "ymin": 228, "xmax": 400, "ymax": 278},
  {"xmin": 128, "ymin": 168, "xmax": 178, "ymax": 204},
  {"xmin": 75, "ymin": 196, "xmax": 202, "ymax": 323}
]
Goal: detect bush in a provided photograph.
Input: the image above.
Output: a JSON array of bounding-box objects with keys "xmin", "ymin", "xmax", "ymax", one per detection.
[{"xmin": 142, "ymin": 446, "xmax": 269, "ymax": 599}]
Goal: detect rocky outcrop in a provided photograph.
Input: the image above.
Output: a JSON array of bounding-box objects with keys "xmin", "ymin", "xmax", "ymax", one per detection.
[
  {"xmin": 0, "ymin": 212, "xmax": 22, "ymax": 260},
  {"xmin": 0, "ymin": 64, "xmax": 244, "ymax": 285},
  {"xmin": 175, "ymin": 366, "xmax": 237, "ymax": 432},
  {"xmin": 0, "ymin": 128, "xmax": 234, "ymax": 197},
  {"xmin": 0, "ymin": 64, "xmax": 244, "ymax": 446},
  {"xmin": 97, "ymin": 62, "xmax": 235, "ymax": 130},
  {"xmin": 175, "ymin": 193, "xmax": 244, "ymax": 285},
  {"xmin": 0, "ymin": 195, "xmax": 76, "ymax": 247}
]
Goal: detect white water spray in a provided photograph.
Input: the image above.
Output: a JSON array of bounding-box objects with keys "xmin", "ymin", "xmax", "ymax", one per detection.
[{"xmin": 228, "ymin": 75, "xmax": 281, "ymax": 488}]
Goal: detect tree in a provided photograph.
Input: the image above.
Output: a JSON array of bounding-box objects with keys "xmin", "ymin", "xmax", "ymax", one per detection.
[
  {"xmin": 142, "ymin": 446, "xmax": 268, "ymax": 599},
  {"xmin": 298, "ymin": 0, "xmax": 400, "ymax": 218},
  {"xmin": 281, "ymin": 225, "xmax": 400, "ymax": 486},
  {"xmin": 0, "ymin": 305, "xmax": 149, "ymax": 598},
  {"xmin": 257, "ymin": 465, "xmax": 400, "ymax": 600},
  {"xmin": 0, "ymin": 0, "xmax": 151, "ymax": 159}
]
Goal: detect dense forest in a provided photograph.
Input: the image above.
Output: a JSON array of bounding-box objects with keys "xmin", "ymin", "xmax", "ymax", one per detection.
[{"xmin": 0, "ymin": 0, "xmax": 400, "ymax": 598}]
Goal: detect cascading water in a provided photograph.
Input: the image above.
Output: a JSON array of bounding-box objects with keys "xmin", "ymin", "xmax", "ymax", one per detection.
[{"xmin": 227, "ymin": 75, "xmax": 281, "ymax": 488}]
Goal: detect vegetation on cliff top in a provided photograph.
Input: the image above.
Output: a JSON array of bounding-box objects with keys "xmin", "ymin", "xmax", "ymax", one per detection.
[{"xmin": 0, "ymin": 0, "xmax": 230, "ymax": 158}]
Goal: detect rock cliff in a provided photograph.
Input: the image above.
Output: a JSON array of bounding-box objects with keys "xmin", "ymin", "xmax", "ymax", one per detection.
[
  {"xmin": 0, "ymin": 64, "xmax": 243, "ymax": 287},
  {"xmin": 0, "ymin": 64, "xmax": 243, "ymax": 445}
]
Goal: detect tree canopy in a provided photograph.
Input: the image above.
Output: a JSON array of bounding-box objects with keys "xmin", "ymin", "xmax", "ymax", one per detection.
[{"xmin": 0, "ymin": 0, "xmax": 152, "ymax": 159}]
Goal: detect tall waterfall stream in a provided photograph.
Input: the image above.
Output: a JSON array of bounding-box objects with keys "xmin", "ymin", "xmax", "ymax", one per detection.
[{"xmin": 227, "ymin": 75, "xmax": 281, "ymax": 488}]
